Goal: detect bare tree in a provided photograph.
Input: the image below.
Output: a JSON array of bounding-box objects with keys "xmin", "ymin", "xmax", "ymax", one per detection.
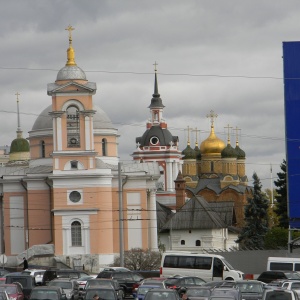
[{"xmin": 111, "ymin": 248, "xmax": 161, "ymax": 270}]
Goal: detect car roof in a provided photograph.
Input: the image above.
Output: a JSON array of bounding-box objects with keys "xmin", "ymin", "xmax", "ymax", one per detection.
[
  {"xmin": 85, "ymin": 287, "xmax": 115, "ymax": 291},
  {"xmin": 146, "ymin": 288, "xmax": 177, "ymax": 292},
  {"xmin": 138, "ymin": 285, "xmax": 162, "ymax": 288},
  {"xmin": 50, "ymin": 278, "xmax": 77, "ymax": 282},
  {"xmin": 32, "ymin": 286, "xmax": 62, "ymax": 291}
]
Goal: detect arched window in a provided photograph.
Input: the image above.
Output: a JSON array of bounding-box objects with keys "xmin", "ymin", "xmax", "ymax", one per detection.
[
  {"xmin": 102, "ymin": 138, "xmax": 107, "ymax": 156},
  {"xmin": 41, "ymin": 140, "xmax": 45, "ymax": 158},
  {"xmin": 181, "ymin": 240, "xmax": 185, "ymax": 245},
  {"xmin": 67, "ymin": 106, "xmax": 80, "ymax": 148},
  {"xmin": 196, "ymin": 240, "xmax": 201, "ymax": 246},
  {"xmin": 211, "ymin": 161, "xmax": 214, "ymax": 172},
  {"xmin": 71, "ymin": 221, "xmax": 82, "ymax": 246}
]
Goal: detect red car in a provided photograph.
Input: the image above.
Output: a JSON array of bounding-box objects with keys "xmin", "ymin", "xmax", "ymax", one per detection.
[{"xmin": 0, "ymin": 284, "xmax": 24, "ymax": 300}]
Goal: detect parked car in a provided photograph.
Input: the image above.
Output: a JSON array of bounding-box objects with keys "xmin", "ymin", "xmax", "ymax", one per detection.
[
  {"xmin": 77, "ymin": 276, "xmax": 97, "ymax": 298},
  {"xmin": 30, "ymin": 286, "xmax": 67, "ymax": 300},
  {"xmin": 48, "ymin": 278, "xmax": 80, "ymax": 300},
  {"xmin": 5, "ymin": 273, "xmax": 36, "ymax": 300},
  {"xmin": 257, "ymin": 271, "xmax": 300, "ymax": 284},
  {"xmin": 185, "ymin": 286, "xmax": 212, "ymax": 300},
  {"xmin": 0, "ymin": 283, "xmax": 24, "ymax": 300},
  {"xmin": 96, "ymin": 269, "xmax": 144, "ymax": 297},
  {"xmin": 42, "ymin": 269, "xmax": 89, "ymax": 286},
  {"xmin": 133, "ymin": 284, "xmax": 162, "ymax": 300},
  {"xmin": 143, "ymin": 288, "xmax": 181, "ymax": 300},
  {"xmin": 22, "ymin": 269, "xmax": 46, "ymax": 285},
  {"xmin": 235, "ymin": 280, "xmax": 265, "ymax": 300},
  {"xmin": 210, "ymin": 287, "xmax": 242, "ymax": 300},
  {"xmin": 139, "ymin": 278, "xmax": 167, "ymax": 288},
  {"xmin": 83, "ymin": 287, "xmax": 118, "ymax": 300},
  {"xmin": 164, "ymin": 276, "xmax": 206, "ymax": 290},
  {"xmin": 261, "ymin": 288, "xmax": 300, "ymax": 300},
  {"xmin": 203, "ymin": 281, "xmax": 236, "ymax": 289},
  {"xmin": 81, "ymin": 278, "xmax": 123, "ymax": 300},
  {"xmin": 280, "ymin": 280, "xmax": 300, "ymax": 290}
]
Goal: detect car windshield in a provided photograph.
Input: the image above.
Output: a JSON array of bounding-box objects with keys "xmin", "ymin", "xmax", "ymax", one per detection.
[
  {"xmin": 286, "ymin": 273, "xmax": 300, "ymax": 279},
  {"xmin": 49, "ymin": 281, "xmax": 72, "ymax": 289},
  {"xmin": 138, "ymin": 287, "xmax": 160, "ymax": 295},
  {"xmin": 236, "ymin": 283, "xmax": 263, "ymax": 293},
  {"xmin": 30, "ymin": 290, "xmax": 59, "ymax": 300},
  {"xmin": 85, "ymin": 290, "xmax": 115, "ymax": 300},
  {"xmin": 222, "ymin": 259, "xmax": 234, "ymax": 270},
  {"xmin": 145, "ymin": 291, "xmax": 177, "ymax": 300},
  {"xmin": 265, "ymin": 291, "xmax": 293, "ymax": 300},
  {"xmin": 187, "ymin": 289, "xmax": 211, "ymax": 297},
  {"xmin": 87, "ymin": 281, "xmax": 113, "ymax": 288}
]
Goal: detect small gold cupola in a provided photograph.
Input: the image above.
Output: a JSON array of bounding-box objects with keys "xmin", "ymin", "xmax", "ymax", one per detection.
[{"xmin": 65, "ymin": 25, "xmax": 76, "ymax": 66}]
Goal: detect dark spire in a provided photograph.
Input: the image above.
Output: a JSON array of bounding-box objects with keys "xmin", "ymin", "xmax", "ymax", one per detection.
[{"xmin": 148, "ymin": 61, "xmax": 165, "ymax": 109}]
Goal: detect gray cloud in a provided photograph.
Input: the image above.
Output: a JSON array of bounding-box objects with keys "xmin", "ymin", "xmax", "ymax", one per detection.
[{"xmin": 0, "ymin": 0, "xmax": 294, "ymax": 190}]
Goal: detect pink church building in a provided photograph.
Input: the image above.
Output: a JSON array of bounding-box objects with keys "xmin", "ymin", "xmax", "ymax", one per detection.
[{"xmin": 0, "ymin": 27, "xmax": 159, "ymax": 270}]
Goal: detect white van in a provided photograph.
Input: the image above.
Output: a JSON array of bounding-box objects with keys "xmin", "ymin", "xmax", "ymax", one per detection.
[
  {"xmin": 267, "ymin": 257, "xmax": 300, "ymax": 272},
  {"xmin": 160, "ymin": 251, "xmax": 244, "ymax": 281}
]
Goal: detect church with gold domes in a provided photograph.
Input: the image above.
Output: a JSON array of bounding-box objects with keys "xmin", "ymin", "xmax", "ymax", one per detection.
[{"xmin": 182, "ymin": 111, "xmax": 252, "ymax": 228}]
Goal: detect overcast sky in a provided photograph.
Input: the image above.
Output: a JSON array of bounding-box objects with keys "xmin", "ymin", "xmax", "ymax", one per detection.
[{"xmin": 0, "ymin": 0, "xmax": 296, "ymax": 191}]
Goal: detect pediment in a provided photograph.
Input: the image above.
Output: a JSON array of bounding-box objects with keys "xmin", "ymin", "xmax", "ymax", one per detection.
[{"xmin": 47, "ymin": 82, "xmax": 96, "ymax": 95}]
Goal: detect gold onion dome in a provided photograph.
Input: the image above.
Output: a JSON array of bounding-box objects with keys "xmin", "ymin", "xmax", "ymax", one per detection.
[
  {"xmin": 200, "ymin": 126, "xmax": 225, "ymax": 155},
  {"xmin": 182, "ymin": 143, "xmax": 196, "ymax": 159}
]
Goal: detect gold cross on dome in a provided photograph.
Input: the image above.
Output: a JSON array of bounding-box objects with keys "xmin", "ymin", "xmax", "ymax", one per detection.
[
  {"xmin": 153, "ymin": 61, "xmax": 158, "ymax": 72},
  {"xmin": 206, "ymin": 110, "xmax": 218, "ymax": 126},
  {"xmin": 65, "ymin": 25, "xmax": 75, "ymax": 43}
]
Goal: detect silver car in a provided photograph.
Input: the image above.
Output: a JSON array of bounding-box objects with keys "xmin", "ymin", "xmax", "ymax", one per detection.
[{"xmin": 48, "ymin": 279, "xmax": 79, "ymax": 300}]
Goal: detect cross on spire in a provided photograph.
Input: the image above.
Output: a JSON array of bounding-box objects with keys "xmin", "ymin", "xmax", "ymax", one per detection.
[
  {"xmin": 233, "ymin": 126, "xmax": 241, "ymax": 146},
  {"xmin": 185, "ymin": 126, "xmax": 191, "ymax": 145},
  {"xmin": 65, "ymin": 25, "xmax": 75, "ymax": 45},
  {"xmin": 15, "ymin": 92, "xmax": 20, "ymax": 103},
  {"xmin": 224, "ymin": 124, "xmax": 233, "ymax": 144},
  {"xmin": 153, "ymin": 61, "xmax": 158, "ymax": 72},
  {"xmin": 15, "ymin": 92, "xmax": 21, "ymax": 132},
  {"xmin": 192, "ymin": 127, "xmax": 201, "ymax": 146},
  {"xmin": 206, "ymin": 110, "xmax": 218, "ymax": 127}
]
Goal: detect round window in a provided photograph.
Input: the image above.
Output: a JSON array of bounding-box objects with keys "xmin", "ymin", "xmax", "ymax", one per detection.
[
  {"xmin": 69, "ymin": 191, "xmax": 81, "ymax": 203},
  {"xmin": 150, "ymin": 136, "xmax": 159, "ymax": 145}
]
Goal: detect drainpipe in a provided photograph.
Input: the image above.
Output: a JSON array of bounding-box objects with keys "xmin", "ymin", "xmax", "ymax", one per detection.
[
  {"xmin": 0, "ymin": 191, "xmax": 4, "ymax": 254},
  {"xmin": 20, "ymin": 179, "xmax": 29, "ymax": 258},
  {"xmin": 45, "ymin": 178, "xmax": 53, "ymax": 243}
]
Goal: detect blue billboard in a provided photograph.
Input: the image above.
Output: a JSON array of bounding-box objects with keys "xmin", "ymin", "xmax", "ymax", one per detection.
[{"xmin": 283, "ymin": 41, "xmax": 300, "ymax": 228}]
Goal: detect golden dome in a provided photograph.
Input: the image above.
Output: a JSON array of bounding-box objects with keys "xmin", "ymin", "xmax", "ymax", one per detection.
[{"xmin": 200, "ymin": 125, "xmax": 226, "ymax": 155}]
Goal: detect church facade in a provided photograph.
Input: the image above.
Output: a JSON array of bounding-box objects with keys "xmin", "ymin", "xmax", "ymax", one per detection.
[{"xmin": 0, "ymin": 28, "xmax": 159, "ymax": 270}]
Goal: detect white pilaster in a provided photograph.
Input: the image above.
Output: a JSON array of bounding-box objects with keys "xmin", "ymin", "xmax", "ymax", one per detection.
[
  {"xmin": 85, "ymin": 115, "xmax": 91, "ymax": 150},
  {"xmin": 56, "ymin": 117, "xmax": 62, "ymax": 151},
  {"xmin": 166, "ymin": 161, "xmax": 173, "ymax": 192},
  {"xmin": 149, "ymin": 189, "xmax": 158, "ymax": 250}
]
